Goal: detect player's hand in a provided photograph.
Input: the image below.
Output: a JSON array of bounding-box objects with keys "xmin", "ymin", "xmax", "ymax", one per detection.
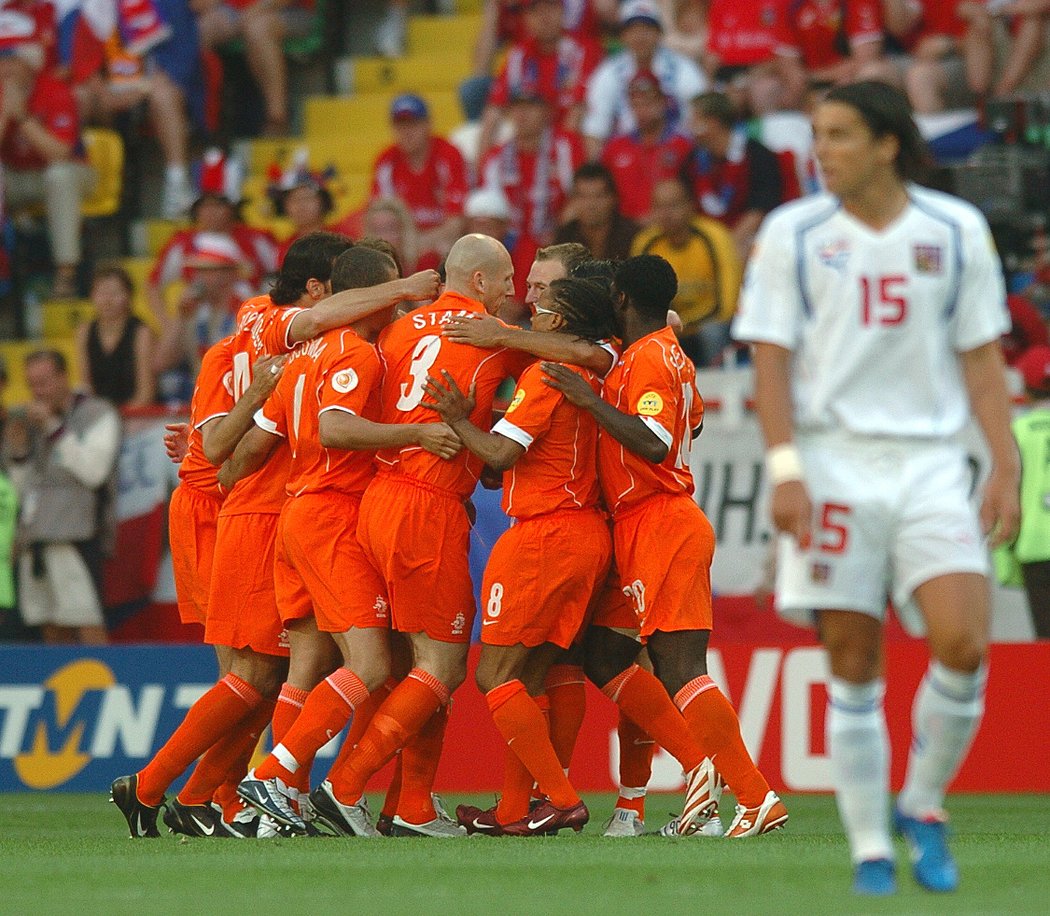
[
  {"xmin": 442, "ymin": 313, "xmax": 505, "ymax": 348},
  {"xmin": 980, "ymin": 465, "xmax": 1021, "ymax": 547},
  {"xmin": 247, "ymin": 354, "xmax": 287, "ymax": 398},
  {"xmin": 416, "ymin": 422, "xmax": 462, "ymax": 460},
  {"xmin": 402, "ymin": 269, "xmax": 441, "ymax": 301},
  {"xmin": 770, "ymin": 479, "xmax": 813, "ymax": 550},
  {"xmin": 163, "ymin": 422, "xmax": 190, "ymax": 464},
  {"xmin": 541, "ymin": 362, "xmax": 598, "ymax": 408},
  {"xmin": 421, "ymin": 370, "xmax": 476, "ymax": 424}
]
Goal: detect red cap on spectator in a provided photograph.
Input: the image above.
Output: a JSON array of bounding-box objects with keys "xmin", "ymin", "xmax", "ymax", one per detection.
[
  {"xmin": 628, "ymin": 68, "xmax": 664, "ymax": 96},
  {"xmin": 1016, "ymin": 344, "xmax": 1050, "ymax": 395},
  {"xmin": 0, "ymin": 9, "xmax": 44, "ymax": 69}
]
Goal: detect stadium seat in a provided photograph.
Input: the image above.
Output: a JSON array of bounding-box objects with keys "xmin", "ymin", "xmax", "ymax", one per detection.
[
  {"xmin": 349, "ymin": 52, "xmax": 475, "ymax": 94},
  {"xmin": 304, "ymin": 91, "xmax": 463, "ymax": 140},
  {"xmin": 0, "ymin": 338, "xmax": 80, "ymax": 405},
  {"xmin": 41, "ymin": 299, "xmax": 94, "ymax": 339},
  {"xmin": 81, "ymin": 128, "xmax": 125, "ymax": 219},
  {"xmin": 407, "ymin": 15, "xmax": 482, "ymax": 58}
]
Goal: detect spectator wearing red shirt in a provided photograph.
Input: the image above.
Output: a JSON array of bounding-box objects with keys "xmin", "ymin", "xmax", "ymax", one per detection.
[
  {"xmin": 371, "ymin": 93, "xmax": 469, "ymax": 271},
  {"xmin": 600, "ymin": 68, "xmax": 691, "ymax": 222},
  {"xmin": 683, "ymin": 91, "xmax": 783, "ymax": 258},
  {"xmin": 479, "ymin": 0, "xmax": 602, "ymax": 157},
  {"xmin": 479, "ymin": 89, "xmax": 584, "ymax": 299},
  {"xmin": 703, "ymin": 0, "xmax": 786, "ymax": 115},
  {"xmin": 772, "ymin": 0, "xmax": 897, "ymax": 108},
  {"xmin": 0, "ymin": 22, "xmax": 94, "ymax": 298},
  {"xmin": 554, "ymin": 162, "xmax": 639, "ymax": 260},
  {"xmin": 146, "ymin": 149, "xmax": 278, "ymax": 330}
]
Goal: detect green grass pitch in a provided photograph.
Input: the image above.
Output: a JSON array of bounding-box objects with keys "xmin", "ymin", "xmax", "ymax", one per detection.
[{"xmin": 3, "ymin": 793, "xmax": 1047, "ymax": 914}]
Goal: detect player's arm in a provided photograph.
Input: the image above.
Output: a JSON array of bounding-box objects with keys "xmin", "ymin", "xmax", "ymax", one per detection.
[
  {"xmin": 443, "ymin": 313, "xmax": 615, "ymax": 375},
  {"xmin": 751, "ymin": 341, "xmax": 812, "ymax": 549},
  {"xmin": 217, "ymin": 424, "xmax": 278, "ymax": 492},
  {"xmin": 201, "ymin": 354, "xmax": 286, "ymax": 465},
  {"xmin": 286, "ymin": 270, "xmax": 441, "ymax": 343},
  {"xmin": 960, "ymin": 340, "xmax": 1022, "ymax": 546},
  {"xmin": 422, "ymin": 371, "xmax": 524, "ymax": 471},
  {"xmin": 540, "ymin": 362, "xmax": 668, "ymax": 463},
  {"xmin": 318, "ymin": 410, "xmax": 461, "ymax": 460}
]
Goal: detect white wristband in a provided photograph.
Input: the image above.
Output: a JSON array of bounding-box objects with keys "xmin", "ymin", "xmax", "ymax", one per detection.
[{"xmin": 766, "ymin": 443, "xmax": 804, "ymax": 485}]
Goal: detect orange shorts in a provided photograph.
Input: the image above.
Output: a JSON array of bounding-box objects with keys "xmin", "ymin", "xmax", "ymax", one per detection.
[
  {"xmin": 612, "ymin": 495, "xmax": 714, "ymax": 638},
  {"xmin": 588, "ymin": 559, "xmax": 639, "ymax": 632},
  {"xmin": 274, "ymin": 492, "xmax": 389, "ymax": 633},
  {"xmin": 480, "ymin": 508, "xmax": 611, "ymax": 649},
  {"xmin": 168, "ymin": 484, "xmax": 221, "ymax": 626},
  {"xmin": 357, "ymin": 474, "xmax": 474, "ymax": 643},
  {"xmin": 205, "ymin": 511, "xmax": 289, "ymax": 657}
]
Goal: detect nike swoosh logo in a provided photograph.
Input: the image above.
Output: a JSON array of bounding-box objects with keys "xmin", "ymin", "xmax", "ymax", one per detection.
[
  {"xmin": 191, "ymin": 815, "xmax": 215, "ymax": 836},
  {"xmin": 527, "ymin": 814, "xmax": 555, "ymax": 830},
  {"xmin": 482, "ymin": 620, "xmax": 499, "ymax": 626},
  {"xmin": 135, "ymin": 815, "xmax": 148, "ymax": 837},
  {"xmin": 472, "ymin": 818, "xmax": 497, "ymax": 830}
]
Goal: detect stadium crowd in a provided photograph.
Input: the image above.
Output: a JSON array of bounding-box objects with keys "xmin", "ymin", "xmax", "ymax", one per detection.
[{"xmin": 0, "ymin": 0, "xmax": 1044, "ymax": 889}]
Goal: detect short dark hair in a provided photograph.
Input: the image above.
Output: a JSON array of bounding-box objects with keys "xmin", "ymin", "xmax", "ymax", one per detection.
[
  {"xmin": 614, "ymin": 255, "xmax": 678, "ymax": 320},
  {"xmin": 570, "ymin": 258, "xmax": 617, "ymax": 296},
  {"xmin": 355, "ymin": 236, "xmax": 403, "ymax": 279},
  {"xmin": 331, "ymin": 246, "xmax": 398, "ymax": 294},
  {"xmin": 276, "ymin": 182, "xmax": 334, "ymax": 219},
  {"xmin": 823, "ymin": 81, "xmax": 932, "ymax": 182},
  {"xmin": 572, "ymin": 162, "xmax": 619, "ymax": 198},
  {"xmin": 25, "ymin": 349, "xmax": 68, "ymax": 375},
  {"xmin": 536, "ymin": 242, "xmax": 590, "ymax": 274},
  {"xmin": 91, "ymin": 264, "xmax": 135, "ymax": 296},
  {"xmin": 271, "ymin": 231, "xmax": 354, "ymax": 305},
  {"xmin": 544, "ymin": 277, "xmax": 618, "ymax": 343},
  {"xmin": 691, "ymin": 91, "xmax": 737, "ymax": 127}
]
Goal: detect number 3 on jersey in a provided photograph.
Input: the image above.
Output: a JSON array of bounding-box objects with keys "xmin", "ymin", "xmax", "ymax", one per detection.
[{"xmin": 397, "ymin": 335, "xmax": 442, "ymax": 411}]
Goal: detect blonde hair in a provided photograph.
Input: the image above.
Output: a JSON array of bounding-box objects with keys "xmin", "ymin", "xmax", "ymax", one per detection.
[{"xmin": 364, "ymin": 196, "xmax": 420, "ymax": 274}]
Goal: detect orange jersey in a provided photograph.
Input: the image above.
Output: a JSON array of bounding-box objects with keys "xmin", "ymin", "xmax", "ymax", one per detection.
[
  {"xmin": 375, "ymin": 291, "xmax": 530, "ymax": 498},
  {"xmin": 179, "ymin": 336, "xmax": 234, "ymax": 495},
  {"xmin": 256, "ymin": 327, "xmax": 383, "ymax": 497},
  {"xmin": 218, "ymin": 295, "xmax": 298, "ymax": 516},
  {"xmin": 491, "ymin": 361, "xmax": 602, "ymax": 519},
  {"xmin": 598, "ymin": 326, "xmax": 704, "ymax": 515}
]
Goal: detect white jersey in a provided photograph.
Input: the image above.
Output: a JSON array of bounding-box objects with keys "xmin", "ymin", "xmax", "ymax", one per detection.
[{"xmin": 732, "ymin": 186, "xmax": 1009, "ymax": 438}]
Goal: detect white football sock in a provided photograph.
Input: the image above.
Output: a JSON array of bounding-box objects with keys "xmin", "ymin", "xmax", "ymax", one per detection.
[
  {"xmin": 828, "ymin": 678, "xmax": 892, "ymax": 864},
  {"xmin": 897, "ymin": 660, "xmax": 987, "ymax": 819}
]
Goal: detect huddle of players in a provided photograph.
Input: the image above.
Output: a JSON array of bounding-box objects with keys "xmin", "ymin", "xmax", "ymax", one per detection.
[{"xmin": 111, "ymin": 229, "xmax": 788, "ymax": 841}]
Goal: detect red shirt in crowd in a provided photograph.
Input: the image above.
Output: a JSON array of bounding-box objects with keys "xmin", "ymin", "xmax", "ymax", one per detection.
[
  {"xmin": 371, "ymin": 137, "xmax": 469, "ymax": 233},
  {"xmin": 773, "ymin": 0, "xmax": 883, "ymax": 71},
  {"xmin": 706, "ymin": 0, "xmax": 779, "ymax": 68},
  {"xmin": 150, "ymin": 226, "xmax": 279, "ymax": 289},
  {"xmin": 496, "ymin": 0, "xmax": 601, "ymax": 45},
  {"xmin": 602, "ymin": 129, "xmax": 692, "ymax": 221},
  {"xmin": 1, "ymin": 71, "xmax": 82, "ymax": 171}
]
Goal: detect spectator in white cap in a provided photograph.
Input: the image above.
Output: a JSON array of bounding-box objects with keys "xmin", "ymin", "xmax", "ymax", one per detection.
[
  {"xmin": 368, "ymin": 92, "xmax": 469, "ymax": 271},
  {"xmin": 581, "ymin": 0, "xmax": 708, "ymax": 160},
  {"xmin": 0, "ymin": 10, "xmax": 95, "ymax": 298},
  {"xmin": 463, "ymin": 186, "xmax": 513, "ymax": 243},
  {"xmin": 153, "ymin": 231, "xmax": 253, "ymax": 406}
]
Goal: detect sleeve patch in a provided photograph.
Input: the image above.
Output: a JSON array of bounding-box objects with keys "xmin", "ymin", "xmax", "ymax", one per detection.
[
  {"xmin": 506, "ymin": 388, "xmax": 526, "ymax": 414},
  {"xmin": 331, "ymin": 368, "xmax": 359, "ymax": 394},
  {"xmin": 636, "ymin": 391, "xmax": 664, "ymax": 416}
]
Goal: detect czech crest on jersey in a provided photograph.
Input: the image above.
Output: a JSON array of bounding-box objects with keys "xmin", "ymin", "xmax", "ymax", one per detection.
[{"xmin": 913, "ymin": 244, "xmax": 943, "ymax": 274}]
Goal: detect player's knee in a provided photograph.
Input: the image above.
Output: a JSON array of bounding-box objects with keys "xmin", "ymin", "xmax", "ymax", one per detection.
[
  {"xmin": 934, "ymin": 633, "xmax": 987, "ymax": 674},
  {"xmin": 823, "ymin": 637, "xmax": 880, "ymax": 683},
  {"xmin": 355, "ymin": 656, "xmax": 391, "ymax": 693}
]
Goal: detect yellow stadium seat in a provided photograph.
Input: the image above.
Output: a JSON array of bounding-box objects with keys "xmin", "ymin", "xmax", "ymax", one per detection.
[
  {"xmin": 407, "ymin": 15, "xmax": 482, "ymax": 56},
  {"xmin": 303, "ymin": 91, "xmax": 463, "ymax": 141},
  {"xmin": 248, "ymin": 135, "xmax": 387, "ymax": 184},
  {"xmin": 143, "ymin": 218, "xmax": 187, "ymax": 256},
  {"xmin": 42, "ymin": 299, "xmax": 94, "ymax": 339},
  {"xmin": 119, "ymin": 256, "xmax": 163, "ymax": 331},
  {"xmin": 81, "ymin": 128, "xmax": 124, "ymax": 218},
  {"xmin": 350, "ymin": 53, "xmax": 475, "ymax": 94}
]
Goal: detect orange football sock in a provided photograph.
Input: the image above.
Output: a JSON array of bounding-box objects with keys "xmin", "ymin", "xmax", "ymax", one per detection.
[
  {"xmin": 257, "ymin": 668, "xmax": 369, "ymax": 784},
  {"xmin": 137, "ymin": 674, "xmax": 261, "ymax": 806},
  {"xmin": 545, "ymin": 665, "xmax": 586, "ymax": 770},
  {"xmin": 381, "ymin": 756, "xmax": 403, "ymax": 819},
  {"xmin": 676, "ymin": 676, "xmax": 770, "ymax": 807},
  {"xmin": 328, "ymin": 669, "xmax": 447, "ymax": 805},
  {"xmin": 602, "ymin": 665, "xmax": 703, "ymax": 774},
  {"xmin": 331, "ymin": 680, "xmax": 391, "ymax": 778},
  {"xmin": 615, "ymin": 711, "xmax": 655, "ymax": 817},
  {"xmin": 271, "ymin": 683, "xmax": 309, "ymax": 746},
  {"xmin": 530, "ymin": 693, "xmax": 551, "ymax": 800},
  {"xmin": 178, "ymin": 699, "xmax": 274, "ymax": 807},
  {"xmin": 495, "ymin": 744, "xmax": 533, "ymax": 825},
  {"xmin": 397, "ymin": 704, "xmax": 449, "ymax": 824},
  {"xmin": 487, "ymin": 680, "xmax": 579, "ymax": 810}
]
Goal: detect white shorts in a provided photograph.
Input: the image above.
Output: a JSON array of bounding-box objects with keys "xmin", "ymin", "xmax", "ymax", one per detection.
[
  {"xmin": 19, "ymin": 544, "xmax": 105, "ymax": 629},
  {"xmin": 775, "ymin": 433, "xmax": 989, "ymax": 630}
]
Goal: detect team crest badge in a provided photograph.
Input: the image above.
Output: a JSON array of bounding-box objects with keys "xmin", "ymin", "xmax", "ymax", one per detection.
[
  {"xmin": 811, "ymin": 562, "xmax": 831, "ymax": 585},
  {"xmin": 913, "ymin": 244, "xmax": 942, "ymax": 274},
  {"xmin": 331, "ymin": 368, "xmax": 358, "ymax": 393},
  {"xmin": 507, "ymin": 388, "xmax": 526, "ymax": 413},
  {"xmin": 818, "ymin": 238, "xmax": 850, "ymax": 270},
  {"xmin": 636, "ymin": 391, "xmax": 664, "ymax": 416},
  {"xmin": 451, "ymin": 612, "xmax": 466, "ymax": 637}
]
